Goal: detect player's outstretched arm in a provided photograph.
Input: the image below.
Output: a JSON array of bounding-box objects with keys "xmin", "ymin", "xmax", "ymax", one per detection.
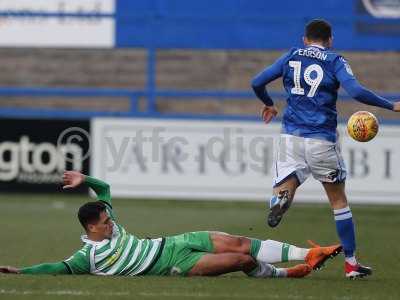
[
  {"xmin": 393, "ymin": 101, "xmax": 400, "ymax": 112},
  {"xmin": 335, "ymin": 56, "xmax": 397, "ymax": 111},
  {"xmin": 341, "ymin": 79, "xmax": 396, "ymax": 111},
  {"xmin": 63, "ymin": 171, "xmax": 112, "ymax": 206},
  {"xmin": 0, "ymin": 262, "xmax": 71, "ymax": 275},
  {"xmin": 0, "ymin": 266, "xmax": 20, "ymax": 274}
]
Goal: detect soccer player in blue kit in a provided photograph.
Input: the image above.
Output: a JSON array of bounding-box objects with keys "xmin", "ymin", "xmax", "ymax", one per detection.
[{"xmin": 251, "ymin": 19, "xmax": 400, "ymax": 278}]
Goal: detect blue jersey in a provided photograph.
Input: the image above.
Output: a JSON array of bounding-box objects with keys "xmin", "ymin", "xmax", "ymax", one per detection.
[{"xmin": 252, "ymin": 45, "xmax": 394, "ymax": 142}]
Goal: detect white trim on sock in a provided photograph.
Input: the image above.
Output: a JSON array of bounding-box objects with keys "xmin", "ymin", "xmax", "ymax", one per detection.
[
  {"xmin": 333, "ymin": 206, "xmax": 350, "ymax": 215},
  {"xmin": 334, "ymin": 212, "xmax": 353, "ymax": 221},
  {"xmin": 345, "ymin": 256, "xmax": 357, "ymax": 265}
]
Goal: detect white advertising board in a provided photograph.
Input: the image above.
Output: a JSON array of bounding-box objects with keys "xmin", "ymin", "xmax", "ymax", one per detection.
[
  {"xmin": 0, "ymin": 0, "xmax": 115, "ymax": 48},
  {"xmin": 91, "ymin": 118, "xmax": 400, "ymax": 204}
]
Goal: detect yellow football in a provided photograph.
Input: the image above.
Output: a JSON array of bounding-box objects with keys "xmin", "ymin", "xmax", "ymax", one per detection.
[{"xmin": 347, "ymin": 111, "xmax": 379, "ymax": 142}]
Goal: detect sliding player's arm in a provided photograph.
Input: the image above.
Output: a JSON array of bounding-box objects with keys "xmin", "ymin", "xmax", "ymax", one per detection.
[
  {"xmin": 0, "ymin": 263, "xmax": 70, "ymax": 275},
  {"xmin": 251, "ymin": 51, "xmax": 292, "ymax": 123},
  {"xmin": 0, "ymin": 247, "xmax": 91, "ymax": 275},
  {"xmin": 63, "ymin": 171, "xmax": 115, "ymax": 220},
  {"xmin": 335, "ymin": 57, "xmax": 400, "ymax": 111}
]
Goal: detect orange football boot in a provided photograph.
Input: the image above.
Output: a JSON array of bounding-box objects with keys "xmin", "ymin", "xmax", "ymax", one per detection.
[
  {"xmin": 305, "ymin": 240, "xmax": 342, "ymax": 270},
  {"xmin": 286, "ymin": 264, "xmax": 312, "ymax": 278}
]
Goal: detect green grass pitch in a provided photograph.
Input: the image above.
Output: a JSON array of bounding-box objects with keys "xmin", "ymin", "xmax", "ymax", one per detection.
[{"xmin": 0, "ymin": 193, "xmax": 399, "ymax": 300}]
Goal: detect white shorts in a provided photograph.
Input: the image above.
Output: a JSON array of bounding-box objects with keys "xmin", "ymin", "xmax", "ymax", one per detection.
[{"xmin": 273, "ymin": 134, "xmax": 347, "ymax": 187}]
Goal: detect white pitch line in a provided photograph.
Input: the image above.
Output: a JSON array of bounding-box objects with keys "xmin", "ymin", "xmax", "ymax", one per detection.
[
  {"xmin": 0, "ymin": 289, "xmax": 394, "ymax": 300},
  {"xmin": 0, "ymin": 289, "xmax": 300, "ymax": 299},
  {"xmin": 138, "ymin": 292, "xmax": 285, "ymax": 299},
  {"xmin": 0, "ymin": 289, "xmax": 129, "ymax": 297}
]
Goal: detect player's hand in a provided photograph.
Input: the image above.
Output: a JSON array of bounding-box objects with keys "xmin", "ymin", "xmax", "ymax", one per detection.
[
  {"xmin": 261, "ymin": 105, "xmax": 278, "ymax": 124},
  {"xmin": 0, "ymin": 266, "xmax": 20, "ymax": 274},
  {"xmin": 62, "ymin": 171, "xmax": 85, "ymax": 189},
  {"xmin": 393, "ymin": 101, "xmax": 400, "ymax": 112}
]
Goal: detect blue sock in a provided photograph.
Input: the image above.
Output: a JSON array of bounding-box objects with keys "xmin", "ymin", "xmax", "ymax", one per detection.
[{"xmin": 333, "ymin": 206, "xmax": 356, "ymax": 258}]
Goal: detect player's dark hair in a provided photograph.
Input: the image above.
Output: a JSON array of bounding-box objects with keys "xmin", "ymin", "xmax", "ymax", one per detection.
[
  {"xmin": 78, "ymin": 201, "xmax": 106, "ymax": 230},
  {"xmin": 305, "ymin": 19, "xmax": 332, "ymax": 42}
]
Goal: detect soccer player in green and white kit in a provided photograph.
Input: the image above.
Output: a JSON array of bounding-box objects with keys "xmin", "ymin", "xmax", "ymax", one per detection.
[{"xmin": 0, "ymin": 171, "xmax": 342, "ymax": 278}]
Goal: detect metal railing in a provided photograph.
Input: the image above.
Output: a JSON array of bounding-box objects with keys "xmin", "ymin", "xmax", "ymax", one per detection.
[
  {"xmin": 0, "ymin": 48, "xmax": 399, "ymax": 123},
  {"xmin": 0, "ymin": 86, "xmax": 399, "ymax": 124}
]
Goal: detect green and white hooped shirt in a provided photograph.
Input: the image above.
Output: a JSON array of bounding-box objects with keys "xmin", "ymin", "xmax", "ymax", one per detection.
[{"xmin": 64, "ymin": 223, "xmax": 164, "ymax": 276}]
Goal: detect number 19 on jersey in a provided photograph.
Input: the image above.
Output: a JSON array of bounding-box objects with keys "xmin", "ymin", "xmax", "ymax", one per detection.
[{"xmin": 289, "ymin": 61, "xmax": 324, "ymax": 97}]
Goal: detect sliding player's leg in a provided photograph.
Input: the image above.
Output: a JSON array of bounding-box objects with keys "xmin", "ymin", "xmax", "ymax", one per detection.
[
  {"xmin": 147, "ymin": 231, "xmax": 339, "ymax": 277},
  {"xmin": 187, "ymin": 253, "xmax": 256, "ymax": 276},
  {"xmin": 268, "ymin": 134, "xmax": 310, "ymax": 227},
  {"xmin": 323, "ymin": 182, "xmax": 372, "ymax": 278},
  {"xmin": 145, "ymin": 232, "xmax": 302, "ymax": 278},
  {"xmin": 187, "ymin": 253, "xmax": 311, "ymax": 278},
  {"xmin": 210, "ymin": 232, "xmax": 341, "ymax": 270}
]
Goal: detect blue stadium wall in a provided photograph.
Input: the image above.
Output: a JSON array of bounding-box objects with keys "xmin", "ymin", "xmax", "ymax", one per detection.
[{"xmin": 116, "ymin": 0, "xmax": 400, "ymax": 50}]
